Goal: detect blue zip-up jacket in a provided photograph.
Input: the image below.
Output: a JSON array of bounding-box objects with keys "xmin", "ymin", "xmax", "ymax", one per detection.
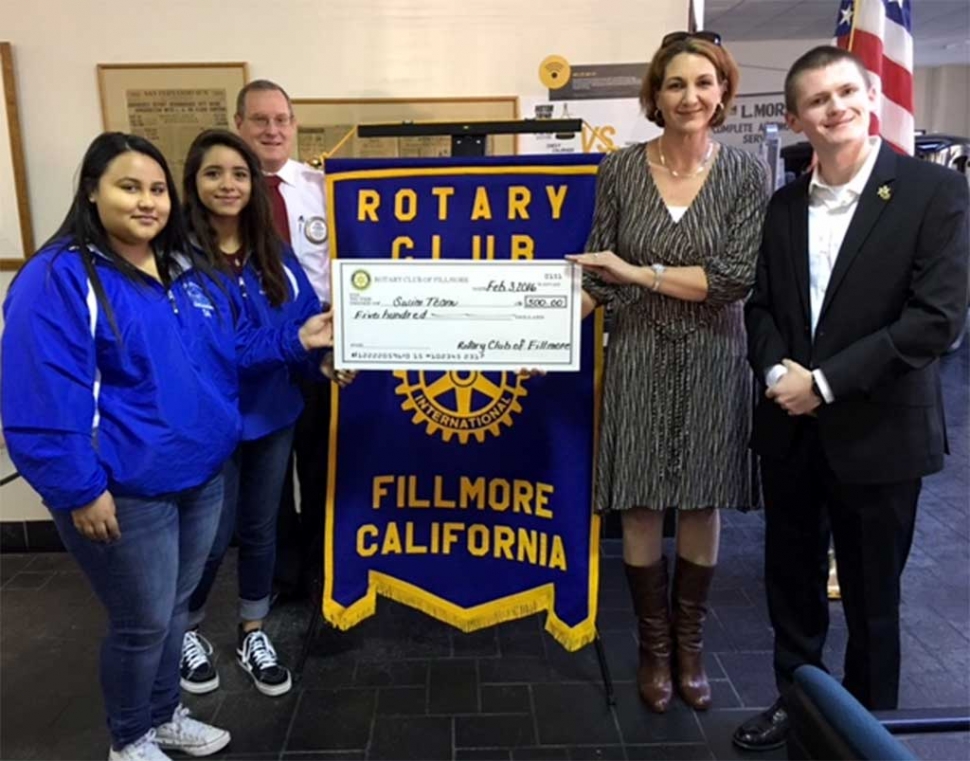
[
  {"xmin": 0, "ymin": 241, "xmax": 309, "ymax": 511},
  {"xmin": 228, "ymin": 245, "xmax": 323, "ymax": 440}
]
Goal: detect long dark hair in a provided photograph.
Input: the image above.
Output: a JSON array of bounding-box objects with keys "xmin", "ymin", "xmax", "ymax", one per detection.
[
  {"xmin": 37, "ymin": 132, "xmax": 223, "ymax": 336},
  {"xmin": 183, "ymin": 129, "xmax": 288, "ymax": 307}
]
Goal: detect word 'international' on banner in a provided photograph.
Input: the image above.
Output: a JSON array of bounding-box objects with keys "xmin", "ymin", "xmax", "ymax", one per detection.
[{"xmin": 323, "ymin": 154, "xmax": 605, "ymax": 650}]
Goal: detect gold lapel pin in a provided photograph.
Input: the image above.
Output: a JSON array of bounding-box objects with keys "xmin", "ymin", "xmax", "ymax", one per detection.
[{"xmin": 877, "ymin": 184, "xmax": 892, "ymax": 201}]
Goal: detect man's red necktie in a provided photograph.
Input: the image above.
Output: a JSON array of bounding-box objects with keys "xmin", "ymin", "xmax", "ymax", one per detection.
[{"xmin": 264, "ymin": 175, "xmax": 291, "ymax": 244}]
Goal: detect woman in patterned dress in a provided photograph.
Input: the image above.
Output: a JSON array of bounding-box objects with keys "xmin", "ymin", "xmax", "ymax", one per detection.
[{"xmin": 568, "ymin": 32, "xmax": 769, "ymax": 714}]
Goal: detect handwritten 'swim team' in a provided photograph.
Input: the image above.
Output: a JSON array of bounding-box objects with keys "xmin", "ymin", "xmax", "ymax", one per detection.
[{"xmin": 2, "ymin": 39, "xmax": 967, "ymax": 760}]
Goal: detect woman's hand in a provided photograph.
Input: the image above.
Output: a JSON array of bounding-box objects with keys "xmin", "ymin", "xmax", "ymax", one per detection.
[
  {"xmin": 320, "ymin": 351, "xmax": 358, "ymax": 388},
  {"xmin": 566, "ymin": 251, "xmax": 642, "ymax": 286},
  {"xmin": 299, "ymin": 309, "xmax": 334, "ymax": 350},
  {"xmin": 72, "ymin": 491, "xmax": 121, "ymax": 543}
]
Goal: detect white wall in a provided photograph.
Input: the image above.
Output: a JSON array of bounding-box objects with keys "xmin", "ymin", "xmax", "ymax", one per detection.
[
  {"xmin": 0, "ymin": 270, "xmax": 47, "ymax": 521},
  {"xmin": 0, "ymin": 472, "xmax": 48, "ymax": 521},
  {"xmin": 730, "ymin": 39, "xmax": 827, "ymax": 95},
  {"xmin": 915, "ymin": 66, "xmax": 970, "ymax": 136},
  {"xmin": 0, "ymin": 269, "xmax": 45, "ymax": 520}
]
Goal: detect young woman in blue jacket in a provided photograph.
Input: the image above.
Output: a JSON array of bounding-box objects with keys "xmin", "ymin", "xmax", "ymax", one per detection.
[
  {"xmin": 0, "ymin": 133, "xmax": 332, "ymax": 761},
  {"xmin": 177, "ymin": 129, "xmax": 353, "ymax": 698}
]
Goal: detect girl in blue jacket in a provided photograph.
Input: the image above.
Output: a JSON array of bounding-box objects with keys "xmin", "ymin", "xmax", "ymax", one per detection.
[
  {"xmin": 0, "ymin": 133, "xmax": 332, "ymax": 761},
  {"xmin": 177, "ymin": 129, "xmax": 352, "ymax": 698}
]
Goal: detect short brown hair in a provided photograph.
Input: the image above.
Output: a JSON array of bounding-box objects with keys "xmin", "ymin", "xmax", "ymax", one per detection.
[
  {"xmin": 639, "ymin": 38, "xmax": 739, "ymax": 129},
  {"xmin": 784, "ymin": 46, "xmax": 871, "ymax": 114},
  {"xmin": 235, "ymin": 79, "xmax": 293, "ymax": 118}
]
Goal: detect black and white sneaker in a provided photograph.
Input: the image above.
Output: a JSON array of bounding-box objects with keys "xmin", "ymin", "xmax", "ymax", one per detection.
[
  {"xmin": 180, "ymin": 630, "xmax": 220, "ymax": 695},
  {"xmin": 236, "ymin": 629, "xmax": 292, "ymax": 697}
]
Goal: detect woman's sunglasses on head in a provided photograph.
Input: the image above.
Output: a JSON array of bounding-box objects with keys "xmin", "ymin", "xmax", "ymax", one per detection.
[{"xmin": 661, "ymin": 31, "xmax": 722, "ymax": 47}]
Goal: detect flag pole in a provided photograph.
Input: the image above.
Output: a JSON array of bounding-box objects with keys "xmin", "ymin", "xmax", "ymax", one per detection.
[{"xmin": 847, "ymin": 0, "xmax": 860, "ymax": 49}]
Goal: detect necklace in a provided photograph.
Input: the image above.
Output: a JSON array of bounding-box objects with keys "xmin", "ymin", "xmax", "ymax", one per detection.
[{"xmin": 657, "ymin": 138, "xmax": 715, "ymax": 178}]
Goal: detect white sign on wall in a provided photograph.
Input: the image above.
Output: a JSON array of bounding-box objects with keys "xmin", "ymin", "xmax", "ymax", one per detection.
[
  {"xmin": 517, "ymin": 96, "xmax": 660, "ymax": 156},
  {"xmin": 714, "ymin": 92, "xmax": 799, "ymax": 151}
]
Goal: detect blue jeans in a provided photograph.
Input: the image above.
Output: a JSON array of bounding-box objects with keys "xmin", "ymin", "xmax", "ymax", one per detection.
[
  {"xmin": 189, "ymin": 425, "xmax": 295, "ymax": 625},
  {"xmin": 51, "ymin": 475, "xmax": 224, "ymax": 750}
]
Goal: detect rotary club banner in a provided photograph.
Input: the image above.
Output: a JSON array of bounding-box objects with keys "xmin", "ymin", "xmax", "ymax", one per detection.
[{"xmin": 323, "ymin": 154, "xmax": 604, "ymax": 650}]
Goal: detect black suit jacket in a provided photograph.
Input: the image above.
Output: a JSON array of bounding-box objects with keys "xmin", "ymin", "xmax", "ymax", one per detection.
[{"xmin": 746, "ymin": 143, "xmax": 969, "ymax": 484}]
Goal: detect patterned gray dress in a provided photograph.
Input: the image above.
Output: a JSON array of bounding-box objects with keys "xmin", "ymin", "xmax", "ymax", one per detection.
[{"xmin": 585, "ymin": 143, "xmax": 769, "ymax": 512}]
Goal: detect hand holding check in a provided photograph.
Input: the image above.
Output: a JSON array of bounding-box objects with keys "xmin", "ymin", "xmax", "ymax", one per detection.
[
  {"xmin": 299, "ymin": 309, "xmax": 334, "ymax": 351},
  {"xmin": 321, "ymin": 351, "xmax": 358, "ymax": 388},
  {"xmin": 566, "ymin": 250, "xmax": 642, "ymax": 286}
]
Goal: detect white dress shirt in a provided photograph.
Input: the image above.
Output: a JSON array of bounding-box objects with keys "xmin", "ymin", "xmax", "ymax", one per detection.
[
  {"xmin": 767, "ymin": 137, "xmax": 881, "ymax": 403},
  {"xmin": 667, "ymin": 205, "xmax": 688, "ymax": 223},
  {"xmin": 269, "ymin": 159, "xmax": 332, "ymax": 306}
]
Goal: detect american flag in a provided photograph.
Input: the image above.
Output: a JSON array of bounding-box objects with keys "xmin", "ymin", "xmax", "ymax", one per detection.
[{"xmin": 834, "ymin": 0, "xmax": 914, "ymax": 155}]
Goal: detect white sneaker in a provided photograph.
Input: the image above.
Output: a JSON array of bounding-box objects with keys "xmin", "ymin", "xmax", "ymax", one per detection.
[
  {"xmin": 108, "ymin": 730, "xmax": 172, "ymax": 760},
  {"xmin": 154, "ymin": 705, "xmax": 230, "ymax": 757}
]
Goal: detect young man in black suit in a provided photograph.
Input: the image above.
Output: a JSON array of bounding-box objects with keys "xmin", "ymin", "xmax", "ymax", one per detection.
[{"xmin": 734, "ymin": 45, "xmax": 969, "ymax": 751}]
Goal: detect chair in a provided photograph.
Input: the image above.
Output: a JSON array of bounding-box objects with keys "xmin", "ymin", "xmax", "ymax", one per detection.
[{"xmin": 786, "ymin": 665, "xmax": 916, "ymax": 760}]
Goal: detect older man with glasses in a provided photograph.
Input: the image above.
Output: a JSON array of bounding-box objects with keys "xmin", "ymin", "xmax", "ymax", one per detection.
[{"xmin": 235, "ymin": 80, "xmax": 334, "ymax": 608}]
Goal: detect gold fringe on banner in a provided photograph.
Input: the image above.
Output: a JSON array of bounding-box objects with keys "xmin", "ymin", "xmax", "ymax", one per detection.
[{"xmin": 323, "ymin": 528, "xmax": 600, "ymax": 652}]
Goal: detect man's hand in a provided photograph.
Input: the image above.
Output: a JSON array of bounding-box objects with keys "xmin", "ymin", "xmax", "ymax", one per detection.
[
  {"xmin": 71, "ymin": 491, "xmax": 121, "ymax": 543},
  {"xmin": 766, "ymin": 359, "xmax": 821, "ymax": 416},
  {"xmin": 299, "ymin": 309, "xmax": 334, "ymax": 350},
  {"xmin": 321, "ymin": 351, "xmax": 358, "ymax": 388},
  {"xmin": 566, "ymin": 251, "xmax": 643, "ymax": 286}
]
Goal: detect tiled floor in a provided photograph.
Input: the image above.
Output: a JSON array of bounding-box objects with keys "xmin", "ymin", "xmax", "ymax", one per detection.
[{"xmin": 2, "ymin": 345, "xmax": 968, "ymax": 760}]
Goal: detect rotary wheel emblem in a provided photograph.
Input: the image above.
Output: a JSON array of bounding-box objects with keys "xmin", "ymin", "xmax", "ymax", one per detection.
[{"xmin": 393, "ymin": 370, "xmax": 528, "ymax": 444}]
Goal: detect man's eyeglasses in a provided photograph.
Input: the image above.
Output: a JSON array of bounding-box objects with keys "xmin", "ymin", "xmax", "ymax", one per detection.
[
  {"xmin": 661, "ymin": 30, "xmax": 722, "ymax": 48},
  {"xmin": 246, "ymin": 115, "xmax": 293, "ymax": 130}
]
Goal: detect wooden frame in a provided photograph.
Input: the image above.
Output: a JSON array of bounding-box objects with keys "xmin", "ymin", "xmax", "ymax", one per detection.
[
  {"xmin": 0, "ymin": 42, "xmax": 34, "ymax": 270},
  {"xmin": 290, "ymin": 97, "xmax": 519, "ymax": 164},
  {"xmin": 97, "ymin": 61, "xmax": 249, "ymax": 179}
]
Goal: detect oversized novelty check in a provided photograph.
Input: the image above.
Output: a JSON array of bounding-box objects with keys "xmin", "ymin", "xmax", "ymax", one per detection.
[{"xmin": 332, "ymin": 259, "xmax": 583, "ymax": 371}]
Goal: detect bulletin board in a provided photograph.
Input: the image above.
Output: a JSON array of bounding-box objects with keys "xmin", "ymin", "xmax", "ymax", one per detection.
[{"xmin": 97, "ymin": 62, "xmax": 249, "ymax": 180}]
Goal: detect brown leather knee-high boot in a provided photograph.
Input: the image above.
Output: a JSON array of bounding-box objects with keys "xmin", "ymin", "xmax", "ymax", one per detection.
[
  {"xmin": 672, "ymin": 556, "xmax": 715, "ymax": 710},
  {"xmin": 625, "ymin": 558, "xmax": 673, "ymax": 713}
]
